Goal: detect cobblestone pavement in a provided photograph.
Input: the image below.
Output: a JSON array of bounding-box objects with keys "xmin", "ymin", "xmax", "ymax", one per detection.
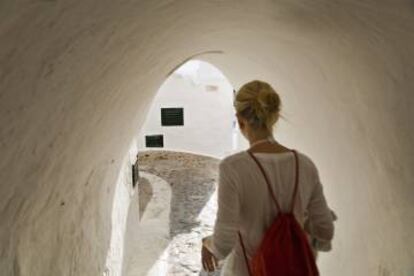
[{"xmin": 138, "ymin": 151, "xmax": 222, "ymax": 276}]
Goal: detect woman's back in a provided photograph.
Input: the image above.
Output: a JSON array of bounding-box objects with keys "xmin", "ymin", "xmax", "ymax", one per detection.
[{"xmin": 214, "ymin": 150, "xmax": 333, "ymax": 276}]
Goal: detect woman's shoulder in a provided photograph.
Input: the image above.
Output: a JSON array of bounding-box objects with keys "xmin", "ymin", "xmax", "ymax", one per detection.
[
  {"xmin": 219, "ymin": 151, "xmax": 250, "ymax": 168},
  {"xmin": 220, "ymin": 149, "xmax": 320, "ymax": 172},
  {"xmin": 294, "ymin": 150, "xmax": 322, "ymax": 180},
  {"xmin": 295, "ymin": 150, "xmax": 318, "ymax": 169}
]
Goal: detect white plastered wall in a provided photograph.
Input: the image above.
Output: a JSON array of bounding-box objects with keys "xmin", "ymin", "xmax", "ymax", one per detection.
[
  {"xmin": 0, "ymin": 1, "xmax": 413, "ymax": 275},
  {"xmin": 137, "ymin": 61, "xmax": 235, "ymax": 158}
]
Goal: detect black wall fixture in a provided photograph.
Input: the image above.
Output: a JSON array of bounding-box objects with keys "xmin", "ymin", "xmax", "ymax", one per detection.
[
  {"xmin": 145, "ymin": 134, "xmax": 164, "ymax": 147},
  {"xmin": 161, "ymin": 107, "xmax": 184, "ymax": 126},
  {"xmin": 132, "ymin": 161, "xmax": 139, "ymax": 189}
]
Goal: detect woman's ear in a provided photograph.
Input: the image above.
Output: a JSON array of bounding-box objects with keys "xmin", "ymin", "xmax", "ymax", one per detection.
[
  {"xmin": 236, "ymin": 115, "xmax": 243, "ymax": 129},
  {"xmin": 236, "ymin": 113, "xmax": 247, "ymax": 134},
  {"xmin": 239, "ymin": 120, "xmax": 245, "ymax": 129},
  {"xmin": 237, "ymin": 117, "xmax": 247, "ymax": 136}
]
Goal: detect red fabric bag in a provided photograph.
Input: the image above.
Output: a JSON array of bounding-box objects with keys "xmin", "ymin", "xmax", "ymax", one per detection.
[{"xmin": 238, "ymin": 150, "xmax": 319, "ymax": 276}]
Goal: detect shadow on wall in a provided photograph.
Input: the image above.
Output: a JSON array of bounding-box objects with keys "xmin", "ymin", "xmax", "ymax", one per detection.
[
  {"xmin": 138, "ymin": 177, "xmax": 153, "ymax": 220},
  {"xmin": 122, "ymin": 172, "xmax": 171, "ymax": 276}
]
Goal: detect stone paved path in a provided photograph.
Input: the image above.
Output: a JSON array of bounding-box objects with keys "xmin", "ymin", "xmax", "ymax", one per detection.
[{"xmin": 134, "ymin": 150, "xmax": 222, "ymax": 276}]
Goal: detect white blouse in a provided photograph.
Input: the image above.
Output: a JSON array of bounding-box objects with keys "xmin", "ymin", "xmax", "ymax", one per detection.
[{"xmin": 206, "ymin": 150, "xmax": 335, "ymax": 276}]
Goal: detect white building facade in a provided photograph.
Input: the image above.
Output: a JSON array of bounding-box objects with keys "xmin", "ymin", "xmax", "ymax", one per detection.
[{"xmin": 138, "ymin": 60, "xmax": 241, "ymax": 158}]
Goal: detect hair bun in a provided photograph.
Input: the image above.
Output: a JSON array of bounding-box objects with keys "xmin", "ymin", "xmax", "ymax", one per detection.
[
  {"xmin": 256, "ymin": 88, "xmax": 280, "ymax": 113},
  {"xmin": 234, "ymin": 80, "xmax": 281, "ymax": 130}
]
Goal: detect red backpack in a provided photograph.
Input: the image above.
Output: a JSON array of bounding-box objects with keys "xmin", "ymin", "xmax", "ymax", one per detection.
[{"xmin": 238, "ymin": 150, "xmax": 319, "ymax": 276}]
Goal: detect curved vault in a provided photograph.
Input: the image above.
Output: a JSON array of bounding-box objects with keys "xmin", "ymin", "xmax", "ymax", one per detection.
[{"xmin": 0, "ymin": 1, "xmax": 413, "ymax": 275}]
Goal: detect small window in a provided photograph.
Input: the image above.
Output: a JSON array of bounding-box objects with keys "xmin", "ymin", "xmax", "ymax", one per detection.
[
  {"xmin": 145, "ymin": 135, "xmax": 164, "ymax": 147},
  {"xmin": 161, "ymin": 107, "xmax": 184, "ymax": 126}
]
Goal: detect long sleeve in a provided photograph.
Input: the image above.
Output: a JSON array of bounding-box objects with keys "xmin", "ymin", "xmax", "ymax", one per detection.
[
  {"xmin": 306, "ymin": 167, "xmax": 335, "ymax": 243},
  {"xmin": 209, "ymin": 161, "xmax": 240, "ymax": 260}
]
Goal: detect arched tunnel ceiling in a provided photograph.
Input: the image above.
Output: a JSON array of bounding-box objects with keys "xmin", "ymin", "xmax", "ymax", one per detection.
[{"xmin": 0, "ymin": 1, "xmax": 413, "ymax": 275}]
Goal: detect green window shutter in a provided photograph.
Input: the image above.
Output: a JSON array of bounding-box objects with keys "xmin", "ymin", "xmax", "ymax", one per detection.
[
  {"xmin": 161, "ymin": 108, "xmax": 184, "ymax": 126},
  {"xmin": 145, "ymin": 135, "xmax": 164, "ymax": 147}
]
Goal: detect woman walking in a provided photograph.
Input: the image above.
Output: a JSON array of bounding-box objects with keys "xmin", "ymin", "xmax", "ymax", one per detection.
[{"xmin": 201, "ymin": 80, "xmax": 335, "ymax": 275}]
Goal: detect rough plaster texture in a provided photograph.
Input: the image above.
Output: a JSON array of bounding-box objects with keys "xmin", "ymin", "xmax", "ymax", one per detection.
[{"xmin": 0, "ymin": 1, "xmax": 413, "ymax": 275}]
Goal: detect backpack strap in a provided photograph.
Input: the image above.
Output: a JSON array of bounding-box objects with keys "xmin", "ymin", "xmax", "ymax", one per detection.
[
  {"xmin": 240, "ymin": 149, "xmax": 300, "ymax": 275},
  {"xmin": 247, "ymin": 150, "xmax": 281, "ymax": 213},
  {"xmin": 290, "ymin": 150, "xmax": 299, "ymax": 213},
  {"xmin": 247, "ymin": 149, "xmax": 299, "ymax": 214}
]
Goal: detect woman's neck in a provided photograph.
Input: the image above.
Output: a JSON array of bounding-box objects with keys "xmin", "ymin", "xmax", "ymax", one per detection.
[{"xmin": 248, "ymin": 131, "xmax": 275, "ymax": 146}]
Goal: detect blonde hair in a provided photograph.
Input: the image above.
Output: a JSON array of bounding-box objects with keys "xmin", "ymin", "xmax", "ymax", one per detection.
[{"xmin": 234, "ymin": 80, "xmax": 281, "ymax": 131}]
